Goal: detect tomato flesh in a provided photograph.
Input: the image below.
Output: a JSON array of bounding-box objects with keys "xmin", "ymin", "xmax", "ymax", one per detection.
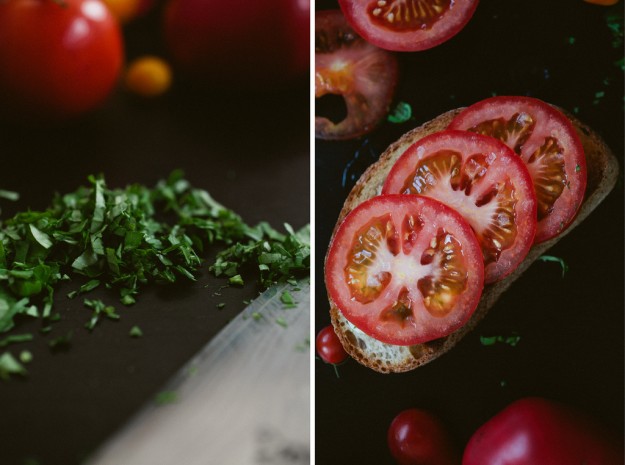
[
  {"xmin": 382, "ymin": 130, "xmax": 537, "ymax": 283},
  {"xmin": 339, "ymin": 0, "xmax": 479, "ymax": 51},
  {"xmin": 315, "ymin": 10, "xmax": 398, "ymax": 140},
  {"xmin": 449, "ymin": 96, "xmax": 587, "ymax": 243},
  {"xmin": 326, "ymin": 194, "xmax": 484, "ymax": 346}
]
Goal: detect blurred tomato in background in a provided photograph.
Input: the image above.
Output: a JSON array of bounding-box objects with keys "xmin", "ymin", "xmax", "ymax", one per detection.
[
  {"xmin": 0, "ymin": 0, "xmax": 124, "ymax": 120},
  {"xmin": 163, "ymin": 0, "xmax": 310, "ymax": 89}
]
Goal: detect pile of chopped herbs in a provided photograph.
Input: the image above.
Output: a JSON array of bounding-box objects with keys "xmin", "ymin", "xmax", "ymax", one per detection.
[{"xmin": 0, "ymin": 171, "xmax": 309, "ymax": 378}]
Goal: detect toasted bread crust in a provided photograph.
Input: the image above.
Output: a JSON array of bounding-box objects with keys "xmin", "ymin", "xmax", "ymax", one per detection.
[{"xmin": 326, "ymin": 107, "xmax": 619, "ymax": 373}]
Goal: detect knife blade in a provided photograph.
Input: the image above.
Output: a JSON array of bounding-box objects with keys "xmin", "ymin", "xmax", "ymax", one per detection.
[{"xmin": 86, "ymin": 282, "xmax": 310, "ymax": 465}]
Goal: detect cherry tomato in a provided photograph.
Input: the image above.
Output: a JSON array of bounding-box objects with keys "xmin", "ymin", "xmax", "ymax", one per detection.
[
  {"xmin": 338, "ymin": 0, "xmax": 479, "ymax": 52},
  {"xmin": 463, "ymin": 397, "xmax": 624, "ymax": 465},
  {"xmin": 449, "ymin": 96, "xmax": 587, "ymax": 243},
  {"xmin": 162, "ymin": 0, "xmax": 309, "ymax": 89},
  {"xmin": 326, "ymin": 194, "xmax": 484, "ymax": 346},
  {"xmin": 102, "ymin": 0, "xmax": 141, "ymax": 22},
  {"xmin": 0, "ymin": 0, "xmax": 124, "ymax": 120},
  {"xmin": 125, "ymin": 56, "xmax": 173, "ymax": 97},
  {"xmin": 315, "ymin": 9, "xmax": 398, "ymax": 140},
  {"xmin": 316, "ymin": 325, "xmax": 349, "ymax": 365},
  {"xmin": 382, "ymin": 130, "xmax": 537, "ymax": 283},
  {"xmin": 388, "ymin": 408, "xmax": 459, "ymax": 465}
]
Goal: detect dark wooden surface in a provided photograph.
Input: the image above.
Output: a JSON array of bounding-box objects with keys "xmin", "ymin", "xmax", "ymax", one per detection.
[
  {"xmin": 0, "ymin": 7, "xmax": 309, "ymax": 465},
  {"xmin": 315, "ymin": 0, "xmax": 624, "ymax": 463}
]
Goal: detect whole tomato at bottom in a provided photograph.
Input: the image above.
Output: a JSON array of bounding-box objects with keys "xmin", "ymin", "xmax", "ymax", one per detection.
[
  {"xmin": 463, "ymin": 397, "xmax": 624, "ymax": 465},
  {"xmin": 162, "ymin": 0, "xmax": 309, "ymax": 90},
  {"xmin": 388, "ymin": 409, "xmax": 460, "ymax": 465},
  {"xmin": 0, "ymin": 0, "xmax": 123, "ymax": 120}
]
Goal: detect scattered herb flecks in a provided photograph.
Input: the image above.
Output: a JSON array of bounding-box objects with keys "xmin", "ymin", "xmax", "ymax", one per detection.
[{"xmin": 480, "ymin": 334, "xmax": 521, "ymax": 347}]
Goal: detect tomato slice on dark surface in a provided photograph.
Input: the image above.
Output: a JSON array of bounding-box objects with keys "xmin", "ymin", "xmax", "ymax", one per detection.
[
  {"xmin": 315, "ymin": 9, "xmax": 398, "ymax": 140},
  {"xmin": 448, "ymin": 96, "xmax": 587, "ymax": 243},
  {"xmin": 338, "ymin": 0, "xmax": 479, "ymax": 52},
  {"xmin": 326, "ymin": 194, "xmax": 484, "ymax": 346},
  {"xmin": 382, "ymin": 130, "xmax": 537, "ymax": 283}
]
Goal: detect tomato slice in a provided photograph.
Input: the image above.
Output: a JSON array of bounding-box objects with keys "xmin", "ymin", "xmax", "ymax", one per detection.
[
  {"xmin": 448, "ymin": 96, "xmax": 587, "ymax": 243},
  {"xmin": 315, "ymin": 10, "xmax": 398, "ymax": 140},
  {"xmin": 382, "ymin": 130, "xmax": 537, "ymax": 283},
  {"xmin": 338, "ymin": 0, "xmax": 479, "ymax": 52},
  {"xmin": 325, "ymin": 194, "xmax": 484, "ymax": 346}
]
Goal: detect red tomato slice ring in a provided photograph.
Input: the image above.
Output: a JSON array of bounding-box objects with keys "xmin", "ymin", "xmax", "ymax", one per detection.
[
  {"xmin": 448, "ymin": 96, "xmax": 587, "ymax": 243},
  {"xmin": 326, "ymin": 194, "xmax": 484, "ymax": 346},
  {"xmin": 338, "ymin": 0, "xmax": 479, "ymax": 52},
  {"xmin": 315, "ymin": 9, "xmax": 398, "ymax": 140},
  {"xmin": 382, "ymin": 130, "xmax": 537, "ymax": 283}
]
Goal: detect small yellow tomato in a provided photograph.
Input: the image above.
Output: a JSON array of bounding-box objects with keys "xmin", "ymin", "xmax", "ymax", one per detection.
[
  {"xmin": 125, "ymin": 56, "xmax": 173, "ymax": 97},
  {"xmin": 101, "ymin": 0, "xmax": 141, "ymax": 22}
]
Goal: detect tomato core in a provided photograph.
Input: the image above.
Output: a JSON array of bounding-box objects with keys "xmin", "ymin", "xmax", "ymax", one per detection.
[
  {"xmin": 398, "ymin": 150, "xmax": 519, "ymax": 266},
  {"xmin": 466, "ymin": 114, "xmax": 568, "ymax": 222},
  {"xmin": 368, "ymin": 0, "xmax": 451, "ymax": 31}
]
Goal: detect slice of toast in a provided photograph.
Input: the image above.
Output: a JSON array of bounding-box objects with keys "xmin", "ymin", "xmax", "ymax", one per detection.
[{"xmin": 327, "ymin": 108, "xmax": 619, "ymax": 373}]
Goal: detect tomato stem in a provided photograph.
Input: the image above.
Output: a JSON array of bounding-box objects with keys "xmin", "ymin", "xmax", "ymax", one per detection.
[{"xmin": 52, "ymin": 0, "xmax": 68, "ymax": 8}]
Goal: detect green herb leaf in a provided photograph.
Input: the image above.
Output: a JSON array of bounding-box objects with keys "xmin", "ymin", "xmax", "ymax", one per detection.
[
  {"xmin": 387, "ymin": 101, "xmax": 412, "ymax": 124},
  {"xmin": 0, "ymin": 351, "xmax": 27, "ymax": 380},
  {"xmin": 155, "ymin": 390, "xmax": 177, "ymax": 405},
  {"xmin": 0, "ymin": 190, "xmax": 20, "ymax": 202},
  {"xmin": 129, "ymin": 326, "xmax": 143, "ymax": 338},
  {"xmin": 537, "ymin": 255, "xmax": 569, "ymax": 277}
]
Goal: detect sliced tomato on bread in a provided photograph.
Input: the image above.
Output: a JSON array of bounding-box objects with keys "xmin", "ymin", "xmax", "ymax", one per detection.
[
  {"xmin": 449, "ymin": 96, "xmax": 587, "ymax": 243},
  {"xmin": 326, "ymin": 194, "xmax": 484, "ymax": 346},
  {"xmin": 382, "ymin": 130, "xmax": 537, "ymax": 283}
]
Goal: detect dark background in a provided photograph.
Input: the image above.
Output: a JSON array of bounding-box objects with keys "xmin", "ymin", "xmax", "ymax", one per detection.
[
  {"xmin": 0, "ymin": 5, "xmax": 309, "ymax": 465},
  {"xmin": 315, "ymin": 0, "xmax": 624, "ymax": 463}
]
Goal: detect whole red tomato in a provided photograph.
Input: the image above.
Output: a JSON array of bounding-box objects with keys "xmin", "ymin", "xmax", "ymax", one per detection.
[
  {"xmin": 0, "ymin": 0, "xmax": 123, "ymax": 119},
  {"xmin": 162, "ymin": 0, "xmax": 309, "ymax": 89},
  {"xmin": 388, "ymin": 409, "xmax": 460, "ymax": 465},
  {"xmin": 316, "ymin": 325, "xmax": 348, "ymax": 365},
  {"xmin": 463, "ymin": 397, "xmax": 624, "ymax": 465}
]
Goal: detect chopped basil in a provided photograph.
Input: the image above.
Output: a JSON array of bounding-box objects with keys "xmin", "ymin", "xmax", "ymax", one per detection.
[
  {"xmin": 0, "ymin": 351, "xmax": 27, "ymax": 380},
  {"xmin": 280, "ymin": 290, "xmax": 296, "ymax": 309},
  {"xmin": 155, "ymin": 390, "xmax": 177, "ymax": 405},
  {"xmin": 19, "ymin": 350, "xmax": 33, "ymax": 364},
  {"xmin": 129, "ymin": 326, "xmax": 143, "ymax": 338},
  {"xmin": 0, "ymin": 172, "xmax": 310, "ymax": 375},
  {"xmin": 0, "ymin": 333, "xmax": 33, "ymax": 348}
]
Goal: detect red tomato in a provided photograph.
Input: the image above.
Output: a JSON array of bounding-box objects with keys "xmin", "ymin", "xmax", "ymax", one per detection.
[
  {"xmin": 163, "ymin": 0, "xmax": 309, "ymax": 89},
  {"xmin": 325, "ymin": 194, "xmax": 484, "ymax": 346},
  {"xmin": 448, "ymin": 96, "xmax": 587, "ymax": 243},
  {"xmin": 382, "ymin": 130, "xmax": 537, "ymax": 283},
  {"xmin": 316, "ymin": 325, "xmax": 349, "ymax": 365},
  {"xmin": 388, "ymin": 409, "xmax": 459, "ymax": 465},
  {"xmin": 463, "ymin": 397, "xmax": 624, "ymax": 465},
  {"xmin": 338, "ymin": 0, "xmax": 479, "ymax": 52},
  {"xmin": 0, "ymin": 0, "xmax": 123, "ymax": 119},
  {"xmin": 315, "ymin": 9, "xmax": 398, "ymax": 140}
]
